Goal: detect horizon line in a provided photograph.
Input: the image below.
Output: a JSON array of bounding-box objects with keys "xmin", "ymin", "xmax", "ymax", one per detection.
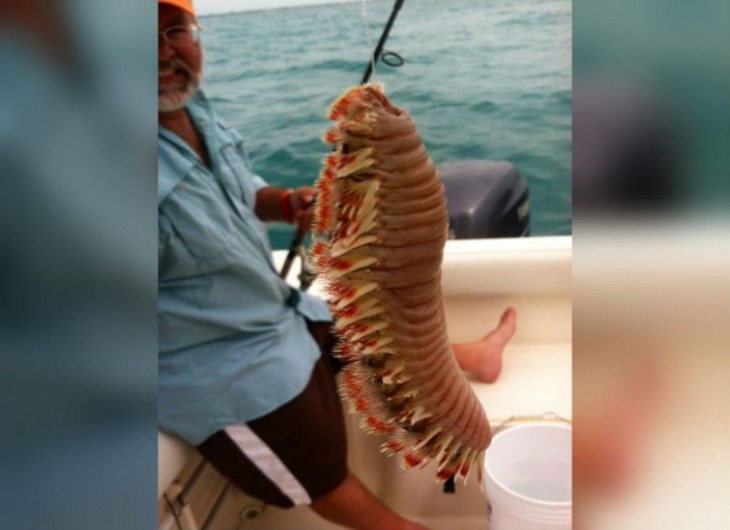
[{"xmin": 197, "ymin": 0, "xmax": 361, "ymax": 18}]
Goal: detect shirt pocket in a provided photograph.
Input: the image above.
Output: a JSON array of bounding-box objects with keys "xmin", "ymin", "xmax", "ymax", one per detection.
[
  {"xmin": 159, "ymin": 184, "xmax": 232, "ymax": 279},
  {"xmin": 217, "ymin": 122, "xmax": 263, "ymax": 204},
  {"xmin": 220, "ymin": 143, "xmax": 258, "ymax": 209}
]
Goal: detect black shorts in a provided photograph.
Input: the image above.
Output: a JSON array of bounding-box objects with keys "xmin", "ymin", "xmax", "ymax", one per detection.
[{"xmin": 196, "ymin": 321, "xmax": 346, "ymax": 508}]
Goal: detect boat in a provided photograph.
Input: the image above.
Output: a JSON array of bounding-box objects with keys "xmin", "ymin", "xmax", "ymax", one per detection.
[{"xmin": 158, "ymin": 230, "xmax": 572, "ymax": 529}]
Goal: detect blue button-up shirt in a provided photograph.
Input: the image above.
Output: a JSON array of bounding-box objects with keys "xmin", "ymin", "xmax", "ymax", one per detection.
[{"xmin": 158, "ymin": 91, "xmax": 330, "ymax": 445}]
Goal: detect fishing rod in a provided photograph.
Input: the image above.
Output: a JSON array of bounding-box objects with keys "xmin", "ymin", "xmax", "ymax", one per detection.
[
  {"xmin": 280, "ymin": 0, "xmax": 407, "ymax": 289},
  {"xmin": 361, "ymin": 0, "xmax": 406, "ymax": 85},
  {"xmin": 278, "ymin": 223, "xmax": 316, "ymax": 290},
  {"xmin": 279, "ymin": 226, "xmax": 305, "ymax": 281}
]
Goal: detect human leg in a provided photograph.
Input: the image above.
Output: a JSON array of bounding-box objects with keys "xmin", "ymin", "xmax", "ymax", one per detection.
[
  {"xmin": 451, "ymin": 307, "xmax": 517, "ymax": 383},
  {"xmin": 197, "ymin": 324, "xmax": 429, "ymax": 528},
  {"xmin": 310, "ymin": 472, "xmax": 430, "ymax": 530},
  {"xmin": 196, "ymin": 352, "xmax": 348, "ymax": 508}
]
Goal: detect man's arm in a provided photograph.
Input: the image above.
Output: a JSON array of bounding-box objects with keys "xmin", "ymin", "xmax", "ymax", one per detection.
[{"xmin": 255, "ymin": 186, "xmax": 316, "ymax": 232}]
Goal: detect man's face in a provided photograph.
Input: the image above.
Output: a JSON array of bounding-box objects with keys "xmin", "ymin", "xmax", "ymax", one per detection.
[{"xmin": 159, "ymin": 4, "xmax": 202, "ymax": 113}]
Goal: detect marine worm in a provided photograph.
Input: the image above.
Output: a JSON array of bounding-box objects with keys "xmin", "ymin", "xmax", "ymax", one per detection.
[{"xmin": 311, "ymin": 83, "xmax": 491, "ymax": 483}]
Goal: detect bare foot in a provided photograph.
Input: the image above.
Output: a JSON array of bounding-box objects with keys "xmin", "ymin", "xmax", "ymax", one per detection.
[{"xmin": 452, "ymin": 307, "xmax": 517, "ymax": 383}]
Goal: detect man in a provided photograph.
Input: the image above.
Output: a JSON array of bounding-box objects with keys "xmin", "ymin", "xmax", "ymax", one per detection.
[{"xmin": 158, "ymin": 1, "xmax": 516, "ymax": 528}]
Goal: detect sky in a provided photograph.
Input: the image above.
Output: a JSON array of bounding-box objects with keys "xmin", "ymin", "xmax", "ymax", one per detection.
[{"xmin": 195, "ymin": 0, "xmax": 359, "ymax": 16}]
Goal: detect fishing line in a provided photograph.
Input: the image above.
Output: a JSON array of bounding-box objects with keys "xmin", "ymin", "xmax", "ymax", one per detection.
[{"xmin": 361, "ymin": 0, "xmax": 378, "ymax": 82}]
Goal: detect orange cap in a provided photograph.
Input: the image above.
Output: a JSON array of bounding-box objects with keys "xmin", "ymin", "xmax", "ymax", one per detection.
[{"xmin": 159, "ymin": 0, "xmax": 195, "ymax": 17}]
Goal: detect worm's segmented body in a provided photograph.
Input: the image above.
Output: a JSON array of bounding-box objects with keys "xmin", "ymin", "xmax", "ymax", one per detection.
[{"xmin": 312, "ymin": 84, "xmax": 491, "ymax": 483}]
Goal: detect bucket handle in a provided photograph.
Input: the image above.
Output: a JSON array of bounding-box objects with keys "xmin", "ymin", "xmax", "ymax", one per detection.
[{"xmin": 491, "ymin": 411, "xmax": 571, "ymax": 436}]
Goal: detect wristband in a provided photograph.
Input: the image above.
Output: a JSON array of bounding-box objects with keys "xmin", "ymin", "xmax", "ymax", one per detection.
[{"xmin": 279, "ymin": 189, "xmax": 295, "ymax": 224}]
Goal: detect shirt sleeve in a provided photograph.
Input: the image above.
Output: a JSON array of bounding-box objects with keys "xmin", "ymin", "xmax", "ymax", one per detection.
[{"xmin": 251, "ymin": 173, "xmax": 268, "ymax": 192}]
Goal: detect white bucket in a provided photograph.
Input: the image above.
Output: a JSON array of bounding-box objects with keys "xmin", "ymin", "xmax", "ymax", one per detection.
[{"xmin": 481, "ymin": 423, "xmax": 572, "ymax": 529}]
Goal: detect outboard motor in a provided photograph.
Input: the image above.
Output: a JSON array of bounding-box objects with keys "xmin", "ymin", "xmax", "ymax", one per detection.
[{"xmin": 439, "ymin": 160, "xmax": 530, "ymax": 239}]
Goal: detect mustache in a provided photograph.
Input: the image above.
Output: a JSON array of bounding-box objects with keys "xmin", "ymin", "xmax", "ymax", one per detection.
[{"xmin": 159, "ymin": 57, "xmax": 193, "ymax": 76}]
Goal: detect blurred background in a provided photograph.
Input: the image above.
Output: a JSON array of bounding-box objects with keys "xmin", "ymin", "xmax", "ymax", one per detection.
[
  {"xmin": 0, "ymin": 0, "xmax": 728, "ymax": 528},
  {"xmin": 573, "ymin": 227, "xmax": 730, "ymax": 529},
  {"xmin": 0, "ymin": 1, "xmax": 156, "ymax": 530},
  {"xmin": 573, "ymin": 0, "xmax": 730, "ymax": 527}
]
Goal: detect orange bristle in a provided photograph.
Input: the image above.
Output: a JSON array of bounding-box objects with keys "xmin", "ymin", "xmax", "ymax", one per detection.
[
  {"xmin": 458, "ymin": 462, "xmax": 471, "ymax": 480},
  {"xmin": 404, "ymin": 453, "xmax": 424, "ymax": 469},
  {"xmin": 328, "ymin": 88, "xmax": 369, "ymax": 120},
  {"xmin": 364, "ymin": 415, "xmax": 394, "ymax": 434},
  {"xmin": 395, "ymin": 409, "xmax": 417, "ymax": 424},
  {"xmin": 320, "ymin": 176, "xmax": 334, "ymax": 190},
  {"xmin": 333, "ymin": 343, "xmax": 358, "ymax": 361},
  {"xmin": 340, "ymin": 321, "xmax": 369, "ymax": 339},
  {"xmin": 312, "ymin": 241, "xmax": 328, "ymax": 258},
  {"xmin": 341, "ymin": 370, "xmax": 364, "ymax": 395},
  {"xmin": 338, "ymin": 153, "xmax": 356, "ymax": 169},
  {"xmin": 314, "ymin": 206, "xmax": 332, "ymax": 234},
  {"xmin": 345, "ymin": 220, "xmax": 362, "ymax": 237},
  {"xmin": 354, "ymin": 397, "xmax": 370, "ymax": 413},
  {"xmin": 360, "ymin": 338, "xmax": 378, "ymax": 349},
  {"xmin": 383, "ymin": 439, "xmax": 405, "ymax": 455},
  {"xmin": 328, "ymin": 257, "xmax": 353, "ymax": 271},
  {"xmin": 334, "ymin": 303, "xmax": 358, "ymax": 319},
  {"xmin": 321, "ymin": 167, "xmax": 336, "ymax": 181},
  {"xmin": 328, "ymin": 282, "xmax": 355, "ymax": 300},
  {"xmin": 325, "ymin": 152, "xmax": 338, "ymax": 168},
  {"xmin": 331, "ymin": 223, "xmax": 346, "ymax": 241},
  {"xmin": 323, "ymin": 128, "xmax": 340, "ymax": 144},
  {"xmin": 344, "ymin": 191, "xmax": 364, "ymax": 207},
  {"xmin": 328, "ymin": 96, "xmax": 351, "ymax": 120}
]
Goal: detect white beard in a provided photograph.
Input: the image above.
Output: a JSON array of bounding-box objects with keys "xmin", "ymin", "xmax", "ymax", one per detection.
[{"xmin": 158, "ymin": 59, "xmax": 202, "ymax": 112}]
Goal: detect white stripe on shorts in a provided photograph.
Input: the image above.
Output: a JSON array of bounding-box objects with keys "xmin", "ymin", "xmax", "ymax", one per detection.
[{"xmin": 224, "ymin": 424, "xmax": 312, "ymax": 506}]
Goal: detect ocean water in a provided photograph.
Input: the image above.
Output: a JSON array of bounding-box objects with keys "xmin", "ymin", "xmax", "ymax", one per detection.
[{"xmin": 200, "ymin": 0, "xmax": 571, "ymax": 249}]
